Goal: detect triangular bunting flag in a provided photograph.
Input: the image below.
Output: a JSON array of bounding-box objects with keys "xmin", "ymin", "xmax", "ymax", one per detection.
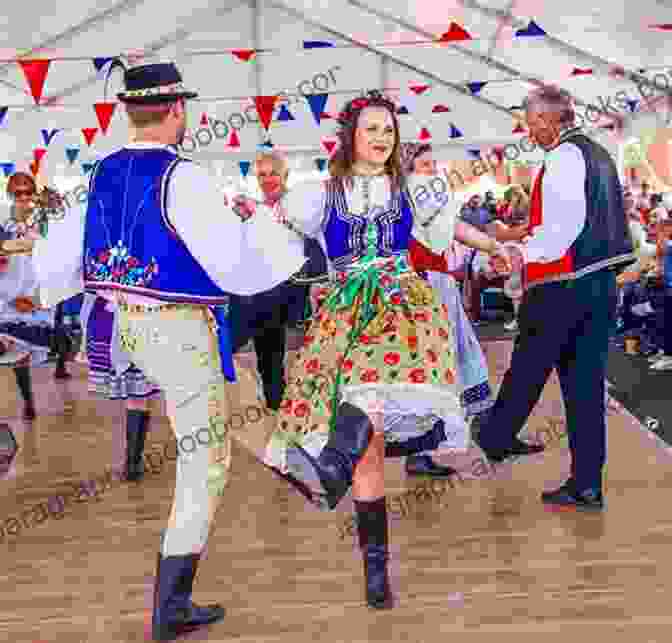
[
  {"xmin": 305, "ymin": 93, "xmax": 329, "ymax": 125},
  {"xmin": 227, "ymin": 130, "xmax": 240, "ymax": 148},
  {"xmin": 19, "ymin": 60, "xmax": 51, "ymax": 104},
  {"xmin": 1, "ymin": 163, "xmax": 15, "ymax": 177},
  {"xmin": 40, "ymin": 129, "xmax": 59, "ymax": 146},
  {"xmin": 232, "ymin": 50, "xmax": 256, "ymax": 62},
  {"xmin": 94, "ymin": 102, "xmax": 116, "ymax": 134},
  {"xmin": 491, "ymin": 147, "xmax": 504, "ymax": 162},
  {"xmin": 515, "ymin": 20, "xmax": 546, "ymax": 37},
  {"xmin": 259, "ymin": 139, "xmax": 274, "ymax": 149},
  {"xmin": 315, "ymin": 158, "xmax": 327, "ymax": 171},
  {"xmin": 512, "ymin": 123, "xmax": 526, "ymax": 134},
  {"xmin": 439, "ymin": 23, "xmax": 472, "ymax": 42},
  {"xmin": 254, "ymin": 96, "xmax": 278, "ymax": 131},
  {"xmin": 467, "ymin": 82, "xmax": 487, "ymax": 95},
  {"xmin": 239, "ymin": 161, "xmax": 251, "ymax": 178},
  {"xmin": 321, "ymin": 138, "xmax": 338, "ymax": 155},
  {"xmin": 626, "ymin": 99, "xmax": 639, "ymax": 112},
  {"xmin": 396, "ymin": 106, "xmax": 409, "ymax": 115},
  {"xmin": 468, "ymin": 149, "xmax": 481, "ymax": 158},
  {"xmin": 200, "ymin": 112, "xmax": 209, "ymax": 126},
  {"xmin": 93, "ymin": 57, "xmax": 115, "ymax": 73},
  {"xmin": 649, "ymin": 24, "xmax": 672, "ymax": 30},
  {"xmin": 432, "ymin": 104, "xmax": 451, "ymax": 113},
  {"xmin": 449, "ymin": 124, "xmax": 463, "ymax": 138},
  {"xmin": 409, "ymin": 84, "xmax": 430, "ymax": 95},
  {"xmin": 320, "ymin": 112, "xmax": 333, "ymax": 119},
  {"xmin": 276, "ymin": 105, "xmax": 295, "ymax": 121},
  {"xmin": 418, "ymin": 127, "xmax": 431, "ymax": 141},
  {"xmin": 0, "ymin": 107, "xmax": 6, "ymax": 127},
  {"xmin": 29, "ymin": 160, "xmax": 39, "ymax": 177},
  {"xmin": 303, "ymin": 41, "xmax": 334, "ymax": 48},
  {"xmin": 609, "ymin": 66, "xmax": 626, "ymax": 78},
  {"xmin": 571, "ymin": 67, "xmax": 593, "ymax": 75},
  {"xmin": 81, "ymin": 162, "xmax": 95, "ymax": 175},
  {"xmin": 33, "ymin": 148, "xmax": 46, "ymax": 163},
  {"xmin": 65, "ymin": 148, "xmax": 80, "ymax": 164},
  {"xmin": 82, "ymin": 128, "xmax": 98, "ymax": 146}
]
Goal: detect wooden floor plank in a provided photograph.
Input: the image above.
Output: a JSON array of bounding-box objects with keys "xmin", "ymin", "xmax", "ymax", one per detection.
[{"xmin": 2, "ymin": 340, "xmax": 672, "ymax": 642}]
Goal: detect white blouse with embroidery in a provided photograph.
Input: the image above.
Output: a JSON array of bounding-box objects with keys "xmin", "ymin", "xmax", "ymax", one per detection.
[{"xmin": 268, "ymin": 174, "xmax": 457, "ymax": 267}]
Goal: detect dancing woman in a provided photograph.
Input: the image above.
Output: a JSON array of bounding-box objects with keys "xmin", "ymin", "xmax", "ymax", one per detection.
[
  {"xmin": 399, "ymin": 142, "xmax": 494, "ymax": 477},
  {"xmin": 235, "ymin": 91, "xmax": 512, "ymax": 609},
  {"xmin": 79, "ymin": 292, "xmax": 159, "ymax": 480},
  {"xmin": 0, "ymin": 173, "xmax": 65, "ymax": 419}
]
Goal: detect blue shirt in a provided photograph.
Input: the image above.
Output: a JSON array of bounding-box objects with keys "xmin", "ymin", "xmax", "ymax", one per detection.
[{"xmin": 664, "ymin": 241, "xmax": 672, "ymax": 289}]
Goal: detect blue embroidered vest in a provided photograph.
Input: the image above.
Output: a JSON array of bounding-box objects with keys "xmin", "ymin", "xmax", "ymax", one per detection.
[
  {"xmin": 322, "ymin": 178, "xmax": 414, "ymax": 269},
  {"xmin": 83, "ymin": 147, "xmax": 229, "ymax": 305},
  {"xmin": 82, "ymin": 147, "xmax": 236, "ymax": 382}
]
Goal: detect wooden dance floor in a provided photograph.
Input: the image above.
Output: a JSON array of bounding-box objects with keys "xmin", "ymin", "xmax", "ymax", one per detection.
[{"xmin": 2, "ymin": 338, "xmax": 672, "ymax": 642}]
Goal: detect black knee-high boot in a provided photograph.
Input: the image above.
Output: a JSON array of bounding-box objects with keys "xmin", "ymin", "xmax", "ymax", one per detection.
[
  {"xmin": 126, "ymin": 409, "xmax": 150, "ymax": 481},
  {"xmin": 14, "ymin": 365, "xmax": 35, "ymax": 420},
  {"xmin": 354, "ymin": 497, "xmax": 394, "ymax": 609},
  {"xmin": 287, "ymin": 402, "xmax": 374, "ymax": 509},
  {"xmin": 152, "ymin": 546, "xmax": 226, "ymax": 641}
]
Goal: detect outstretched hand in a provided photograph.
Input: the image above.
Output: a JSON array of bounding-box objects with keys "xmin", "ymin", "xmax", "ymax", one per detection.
[
  {"xmin": 489, "ymin": 245, "xmax": 513, "ymax": 275},
  {"xmin": 232, "ymin": 195, "xmax": 257, "ymax": 221}
]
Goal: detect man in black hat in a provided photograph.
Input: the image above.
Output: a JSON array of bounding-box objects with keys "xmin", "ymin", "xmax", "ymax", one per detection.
[{"xmin": 32, "ymin": 61, "xmax": 306, "ymax": 641}]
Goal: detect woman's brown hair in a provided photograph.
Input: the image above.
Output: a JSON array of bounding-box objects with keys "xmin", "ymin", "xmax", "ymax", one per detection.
[
  {"xmin": 329, "ymin": 90, "xmax": 404, "ymax": 191},
  {"xmin": 6, "ymin": 172, "xmax": 36, "ymax": 197}
]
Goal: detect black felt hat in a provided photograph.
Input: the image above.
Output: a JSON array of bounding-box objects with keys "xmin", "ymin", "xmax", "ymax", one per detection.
[{"xmin": 116, "ymin": 62, "xmax": 198, "ymax": 104}]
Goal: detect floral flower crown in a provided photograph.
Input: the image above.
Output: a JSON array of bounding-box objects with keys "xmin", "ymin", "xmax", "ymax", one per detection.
[{"xmin": 336, "ymin": 90, "xmax": 398, "ymax": 130}]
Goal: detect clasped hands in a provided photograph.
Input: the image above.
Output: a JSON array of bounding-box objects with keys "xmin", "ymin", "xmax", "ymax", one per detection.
[
  {"xmin": 488, "ymin": 243, "xmax": 525, "ymax": 276},
  {"xmin": 231, "ymin": 195, "xmax": 258, "ymax": 221}
]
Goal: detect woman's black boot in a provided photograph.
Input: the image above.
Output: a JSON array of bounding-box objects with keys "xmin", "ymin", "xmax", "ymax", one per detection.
[{"xmin": 354, "ymin": 497, "xmax": 394, "ymax": 609}]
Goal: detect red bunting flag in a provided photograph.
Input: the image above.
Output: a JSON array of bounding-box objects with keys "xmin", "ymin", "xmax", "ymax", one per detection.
[
  {"xmin": 254, "ymin": 96, "xmax": 278, "ymax": 131},
  {"xmin": 512, "ymin": 123, "xmax": 526, "ymax": 134},
  {"xmin": 227, "ymin": 130, "xmax": 240, "ymax": 148},
  {"xmin": 571, "ymin": 67, "xmax": 593, "ymax": 75},
  {"xmin": 19, "ymin": 60, "xmax": 51, "ymax": 104},
  {"xmin": 409, "ymin": 84, "xmax": 430, "ymax": 95},
  {"xmin": 82, "ymin": 128, "xmax": 98, "ymax": 146},
  {"xmin": 649, "ymin": 24, "xmax": 672, "ymax": 30},
  {"xmin": 33, "ymin": 148, "xmax": 46, "ymax": 163},
  {"xmin": 200, "ymin": 113, "xmax": 209, "ymax": 126},
  {"xmin": 232, "ymin": 50, "xmax": 256, "ymax": 61},
  {"xmin": 94, "ymin": 102, "xmax": 116, "ymax": 134},
  {"xmin": 491, "ymin": 147, "xmax": 504, "ymax": 162},
  {"xmin": 321, "ymin": 138, "xmax": 338, "ymax": 155},
  {"xmin": 438, "ymin": 23, "xmax": 472, "ymax": 42},
  {"xmin": 320, "ymin": 112, "xmax": 333, "ymax": 119},
  {"xmin": 432, "ymin": 104, "xmax": 451, "ymax": 113},
  {"xmin": 418, "ymin": 127, "xmax": 431, "ymax": 141}
]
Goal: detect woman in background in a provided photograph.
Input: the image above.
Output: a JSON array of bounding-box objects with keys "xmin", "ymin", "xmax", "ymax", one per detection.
[{"xmin": 0, "ymin": 173, "xmax": 60, "ymax": 419}]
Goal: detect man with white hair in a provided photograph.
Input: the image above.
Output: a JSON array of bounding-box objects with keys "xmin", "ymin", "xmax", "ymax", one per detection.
[{"xmin": 477, "ymin": 85, "xmax": 635, "ymax": 510}]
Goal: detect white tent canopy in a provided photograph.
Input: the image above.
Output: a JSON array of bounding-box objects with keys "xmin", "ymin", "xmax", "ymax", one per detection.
[{"xmin": 0, "ymin": 0, "xmax": 669, "ymax": 188}]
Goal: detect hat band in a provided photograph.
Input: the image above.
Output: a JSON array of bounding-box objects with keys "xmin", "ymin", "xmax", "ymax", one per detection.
[{"xmin": 122, "ymin": 82, "xmax": 189, "ymax": 97}]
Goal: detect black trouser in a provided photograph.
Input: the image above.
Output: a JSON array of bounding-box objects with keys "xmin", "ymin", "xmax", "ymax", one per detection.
[
  {"xmin": 230, "ymin": 282, "xmax": 302, "ymax": 408},
  {"xmin": 478, "ymin": 270, "xmax": 618, "ymax": 491}
]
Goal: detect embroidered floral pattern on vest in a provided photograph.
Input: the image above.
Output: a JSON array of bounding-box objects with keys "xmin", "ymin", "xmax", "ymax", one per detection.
[{"xmin": 86, "ymin": 240, "xmax": 158, "ymax": 287}]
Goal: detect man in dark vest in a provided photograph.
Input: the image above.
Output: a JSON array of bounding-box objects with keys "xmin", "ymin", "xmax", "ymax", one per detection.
[{"xmin": 476, "ymin": 85, "xmax": 634, "ymax": 510}]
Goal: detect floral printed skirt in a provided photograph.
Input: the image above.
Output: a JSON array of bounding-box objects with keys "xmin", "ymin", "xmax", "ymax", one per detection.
[{"xmin": 264, "ymin": 268, "xmax": 470, "ymax": 475}]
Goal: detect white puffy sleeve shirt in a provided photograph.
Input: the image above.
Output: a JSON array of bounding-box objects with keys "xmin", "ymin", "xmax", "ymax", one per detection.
[
  {"xmin": 518, "ymin": 142, "xmax": 587, "ymax": 264},
  {"xmin": 33, "ymin": 145, "xmax": 307, "ymax": 304}
]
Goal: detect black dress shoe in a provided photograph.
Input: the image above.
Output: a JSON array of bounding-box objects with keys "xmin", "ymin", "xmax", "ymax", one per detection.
[
  {"xmin": 541, "ymin": 480, "xmax": 603, "ymax": 511},
  {"xmin": 478, "ymin": 437, "xmax": 545, "ymax": 464},
  {"xmin": 405, "ymin": 454, "xmax": 457, "ymax": 478}
]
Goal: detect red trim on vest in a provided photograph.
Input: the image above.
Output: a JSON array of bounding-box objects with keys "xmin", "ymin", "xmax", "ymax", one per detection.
[{"xmin": 525, "ymin": 164, "xmax": 574, "ymax": 284}]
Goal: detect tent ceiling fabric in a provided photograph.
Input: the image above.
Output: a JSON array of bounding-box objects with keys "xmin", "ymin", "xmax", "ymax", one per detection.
[{"xmin": 0, "ymin": 0, "xmax": 669, "ymax": 176}]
